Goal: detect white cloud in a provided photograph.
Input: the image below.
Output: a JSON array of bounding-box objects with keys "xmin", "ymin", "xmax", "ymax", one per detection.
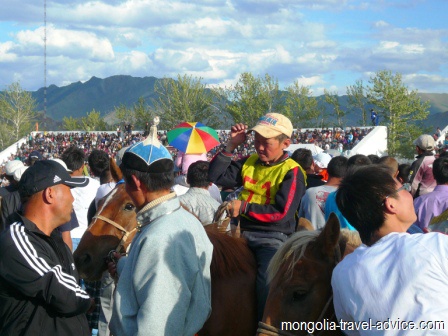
[
  {"xmin": 0, "ymin": 42, "xmax": 17, "ymax": 62},
  {"xmin": 0, "ymin": 0, "xmax": 446, "ymax": 95}
]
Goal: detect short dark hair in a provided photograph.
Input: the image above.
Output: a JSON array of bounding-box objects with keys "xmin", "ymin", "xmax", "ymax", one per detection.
[
  {"xmin": 61, "ymin": 146, "xmax": 85, "ymax": 172},
  {"xmin": 291, "ymin": 148, "xmax": 313, "ymax": 170},
  {"xmin": 120, "ymin": 164, "xmax": 173, "ymax": 192},
  {"xmin": 327, "ymin": 156, "xmax": 348, "ymax": 179},
  {"xmin": 336, "ymin": 165, "xmax": 397, "ymax": 245},
  {"xmin": 397, "ymin": 164, "xmax": 411, "ymax": 184},
  {"xmin": 378, "ymin": 156, "xmax": 399, "ymax": 177},
  {"xmin": 187, "ymin": 161, "xmax": 210, "ymax": 188},
  {"xmin": 367, "ymin": 154, "xmax": 380, "ymax": 164},
  {"xmin": 348, "ymin": 154, "xmax": 372, "ymax": 168},
  {"xmin": 88, "ymin": 149, "xmax": 110, "ymax": 177},
  {"xmin": 433, "ymin": 157, "xmax": 448, "ymax": 185}
]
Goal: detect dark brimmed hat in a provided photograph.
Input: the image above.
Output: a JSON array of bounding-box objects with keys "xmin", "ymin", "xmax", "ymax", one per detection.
[
  {"xmin": 29, "ymin": 150, "xmax": 43, "ymax": 161},
  {"xmin": 19, "ymin": 160, "xmax": 89, "ymax": 197}
]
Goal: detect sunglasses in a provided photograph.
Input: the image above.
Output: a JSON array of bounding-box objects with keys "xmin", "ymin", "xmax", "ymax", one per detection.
[{"xmin": 382, "ymin": 183, "xmax": 411, "ymax": 205}]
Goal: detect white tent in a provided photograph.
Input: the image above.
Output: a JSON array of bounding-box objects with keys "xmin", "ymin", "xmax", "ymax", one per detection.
[
  {"xmin": 348, "ymin": 126, "xmax": 388, "ymax": 157},
  {"xmin": 286, "ymin": 143, "xmax": 324, "ymax": 156}
]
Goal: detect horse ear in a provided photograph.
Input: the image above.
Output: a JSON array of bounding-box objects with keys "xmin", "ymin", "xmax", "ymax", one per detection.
[
  {"xmin": 110, "ymin": 157, "xmax": 123, "ymax": 182},
  {"xmin": 316, "ymin": 212, "xmax": 340, "ymax": 260}
]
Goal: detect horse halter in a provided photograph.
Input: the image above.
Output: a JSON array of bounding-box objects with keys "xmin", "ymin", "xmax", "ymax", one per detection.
[
  {"xmin": 257, "ymin": 244, "xmax": 342, "ymax": 336},
  {"xmin": 93, "ymin": 214, "xmax": 136, "ymax": 256}
]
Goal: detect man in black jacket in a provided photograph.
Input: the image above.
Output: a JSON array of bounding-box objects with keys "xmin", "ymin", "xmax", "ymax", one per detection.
[{"xmin": 0, "ymin": 160, "xmax": 93, "ymax": 335}]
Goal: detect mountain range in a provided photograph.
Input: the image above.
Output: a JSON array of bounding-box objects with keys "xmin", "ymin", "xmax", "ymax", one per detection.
[{"xmin": 29, "ymin": 75, "xmax": 448, "ymax": 131}]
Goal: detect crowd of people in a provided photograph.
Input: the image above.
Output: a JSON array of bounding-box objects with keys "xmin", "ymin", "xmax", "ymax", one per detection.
[
  {"xmin": 1, "ymin": 124, "xmax": 376, "ymax": 171},
  {"xmin": 0, "ymin": 114, "xmax": 447, "ymax": 335}
]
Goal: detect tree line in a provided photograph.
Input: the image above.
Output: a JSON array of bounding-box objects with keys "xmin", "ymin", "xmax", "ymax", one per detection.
[{"xmin": 0, "ymin": 70, "xmax": 430, "ymax": 158}]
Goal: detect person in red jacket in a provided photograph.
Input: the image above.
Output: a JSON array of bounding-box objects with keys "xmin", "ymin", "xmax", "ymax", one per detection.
[{"xmin": 209, "ymin": 112, "xmax": 306, "ymax": 320}]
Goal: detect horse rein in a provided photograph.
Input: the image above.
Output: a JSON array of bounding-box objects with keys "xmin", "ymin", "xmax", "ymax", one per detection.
[{"xmin": 257, "ymin": 243, "xmax": 343, "ymax": 336}]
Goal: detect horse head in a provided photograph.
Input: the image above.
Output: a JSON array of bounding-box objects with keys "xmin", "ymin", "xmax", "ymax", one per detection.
[
  {"xmin": 73, "ymin": 158, "xmax": 138, "ymax": 281},
  {"xmin": 259, "ymin": 213, "xmax": 360, "ymax": 336}
]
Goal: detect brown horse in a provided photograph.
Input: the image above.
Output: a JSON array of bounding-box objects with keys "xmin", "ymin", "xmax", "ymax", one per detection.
[
  {"xmin": 258, "ymin": 214, "xmax": 361, "ymax": 336},
  {"xmin": 73, "ymin": 159, "xmax": 258, "ymax": 336}
]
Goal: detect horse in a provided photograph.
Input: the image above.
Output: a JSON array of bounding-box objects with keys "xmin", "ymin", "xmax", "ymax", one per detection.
[
  {"xmin": 258, "ymin": 213, "xmax": 361, "ymax": 336},
  {"xmin": 73, "ymin": 158, "xmax": 258, "ymax": 336}
]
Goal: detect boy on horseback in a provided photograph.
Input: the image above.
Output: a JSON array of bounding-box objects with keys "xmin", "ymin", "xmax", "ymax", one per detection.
[{"xmin": 209, "ymin": 113, "xmax": 306, "ymax": 320}]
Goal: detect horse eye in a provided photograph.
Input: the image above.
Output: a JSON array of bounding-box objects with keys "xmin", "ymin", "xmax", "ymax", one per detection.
[
  {"xmin": 292, "ymin": 291, "xmax": 307, "ymax": 302},
  {"xmin": 124, "ymin": 203, "xmax": 135, "ymax": 211}
]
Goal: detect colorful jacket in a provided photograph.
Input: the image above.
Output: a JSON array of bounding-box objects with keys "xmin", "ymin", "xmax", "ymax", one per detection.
[{"xmin": 209, "ymin": 151, "xmax": 306, "ymax": 235}]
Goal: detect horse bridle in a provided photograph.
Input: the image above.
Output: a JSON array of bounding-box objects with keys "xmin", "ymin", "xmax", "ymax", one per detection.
[
  {"xmin": 93, "ymin": 214, "xmax": 137, "ymax": 258},
  {"xmin": 257, "ymin": 244, "xmax": 342, "ymax": 336}
]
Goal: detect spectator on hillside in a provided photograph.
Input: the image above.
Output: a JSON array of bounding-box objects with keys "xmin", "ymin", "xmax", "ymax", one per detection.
[{"xmin": 370, "ymin": 109, "xmax": 378, "ymax": 126}]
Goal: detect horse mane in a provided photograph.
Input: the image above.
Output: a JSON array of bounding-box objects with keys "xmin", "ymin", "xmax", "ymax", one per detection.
[
  {"xmin": 205, "ymin": 227, "xmax": 256, "ymax": 279},
  {"xmin": 267, "ymin": 230, "xmax": 319, "ymax": 283},
  {"xmin": 340, "ymin": 228, "xmax": 361, "ymax": 250},
  {"xmin": 267, "ymin": 229, "xmax": 361, "ymax": 283}
]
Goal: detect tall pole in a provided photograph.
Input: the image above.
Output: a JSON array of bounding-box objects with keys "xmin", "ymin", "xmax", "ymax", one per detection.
[{"xmin": 44, "ymin": 0, "xmax": 47, "ymax": 117}]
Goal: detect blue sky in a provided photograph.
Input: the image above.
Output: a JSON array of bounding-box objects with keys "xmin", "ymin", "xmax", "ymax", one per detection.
[{"xmin": 0, "ymin": 0, "xmax": 447, "ymax": 95}]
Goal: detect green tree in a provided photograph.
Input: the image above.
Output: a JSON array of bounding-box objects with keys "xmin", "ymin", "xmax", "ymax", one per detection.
[
  {"xmin": 151, "ymin": 74, "xmax": 219, "ymax": 130},
  {"xmin": 366, "ymin": 70, "xmax": 430, "ymax": 158},
  {"xmin": 214, "ymin": 72, "xmax": 284, "ymax": 124},
  {"xmin": 133, "ymin": 97, "xmax": 154, "ymax": 129},
  {"xmin": 0, "ymin": 123, "xmax": 12, "ymax": 151},
  {"xmin": 346, "ymin": 80, "xmax": 369, "ymax": 126},
  {"xmin": 284, "ymin": 82, "xmax": 322, "ymax": 128},
  {"xmin": 0, "ymin": 82, "xmax": 36, "ymax": 142},
  {"xmin": 62, "ymin": 116, "xmax": 80, "ymax": 130},
  {"xmin": 79, "ymin": 109, "xmax": 108, "ymax": 131},
  {"xmin": 324, "ymin": 89, "xmax": 346, "ymax": 128},
  {"xmin": 114, "ymin": 104, "xmax": 134, "ymax": 128}
]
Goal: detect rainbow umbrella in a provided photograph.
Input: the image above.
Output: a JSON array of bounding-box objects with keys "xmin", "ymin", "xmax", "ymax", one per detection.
[{"xmin": 167, "ymin": 122, "xmax": 220, "ymax": 154}]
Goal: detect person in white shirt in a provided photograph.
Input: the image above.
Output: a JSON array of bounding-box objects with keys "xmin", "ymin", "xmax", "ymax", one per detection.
[
  {"xmin": 61, "ymin": 146, "xmax": 100, "ymax": 251},
  {"xmin": 331, "ymin": 165, "xmax": 448, "ymax": 335},
  {"xmin": 179, "ymin": 161, "xmax": 221, "ymax": 226},
  {"xmin": 298, "ymin": 156, "xmax": 348, "ymax": 229}
]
